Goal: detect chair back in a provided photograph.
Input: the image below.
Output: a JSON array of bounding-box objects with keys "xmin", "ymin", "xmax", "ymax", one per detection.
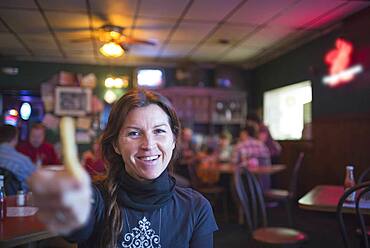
[
  {"xmin": 337, "ymin": 181, "xmax": 370, "ymax": 248},
  {"xmin": 288, "ymin": 152, "xmax": 305, "ymax": 199},
  {"xmin": 233, "ymin": 166, "xmax": 267, "ymax": 234},
  {"xmin": 0, "ymin": 167, "xmax": 21, "ymax": 195},
  {"xmin": 358, "ymin": 167, "xmax": 370, "ymax": 184}
]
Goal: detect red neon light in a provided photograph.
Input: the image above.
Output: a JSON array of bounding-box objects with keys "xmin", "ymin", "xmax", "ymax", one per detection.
[{"xmin": 324, "ymin": 38, "xmax": 354, "ymax": 84}]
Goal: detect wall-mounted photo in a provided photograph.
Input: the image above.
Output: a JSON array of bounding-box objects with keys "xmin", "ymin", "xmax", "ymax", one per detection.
[{"xmin": 55, "ymin": 87, "xmax": 92, "ymax": 116}]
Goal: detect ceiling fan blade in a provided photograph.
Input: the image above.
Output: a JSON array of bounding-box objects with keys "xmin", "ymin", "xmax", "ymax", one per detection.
[
  {"xmin": 120, "ymin": 44, "xmax": 129, "ymax": 52},
  {"xmin": 124, "ymin": 37, "xmax": 156, "ymax": 46}
]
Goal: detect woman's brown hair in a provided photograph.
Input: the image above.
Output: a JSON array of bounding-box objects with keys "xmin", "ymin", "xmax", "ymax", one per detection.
[{"xmin": 99, "ymin": 89, "xmax": 181, "ymax": 248}]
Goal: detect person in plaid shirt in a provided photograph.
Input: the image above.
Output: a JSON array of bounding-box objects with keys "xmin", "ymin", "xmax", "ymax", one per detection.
[{"xmin": 232, "ymin": 122, "xmax": 271, "ymax": 190}]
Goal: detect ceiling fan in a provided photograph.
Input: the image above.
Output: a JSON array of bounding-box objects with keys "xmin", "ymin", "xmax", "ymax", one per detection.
[{"xmin": 72, "ymin": 24, "xmax": 156, "ymax": 57}]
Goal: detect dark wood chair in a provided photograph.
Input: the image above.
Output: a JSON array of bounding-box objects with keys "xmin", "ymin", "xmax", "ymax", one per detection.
[
  {"xmin": 337, "ymin": 181, "xmax": 370, "ymax": 248},
  {"xmin": 358, "ymin": 167, "xmax": 370, "ymax": 184},
  {"xmin": 264, "ymin": 152, "xmax": 305, "ymax": 226},
  {"xmin": 187, "ymin": 162, "xmax": 229, "ymax": 221},
  {"xmin": 234, "ymin": 166, "xmax": 308, "ymax": 247},
  {"xmin": 0, "ymin": 167, "xmax": 21, "ymax": 195}
]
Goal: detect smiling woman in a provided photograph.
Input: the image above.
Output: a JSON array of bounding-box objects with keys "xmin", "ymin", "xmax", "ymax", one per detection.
[{"xmin": 28, "ymin": 89, "xmax": 218, "ymax": 248}]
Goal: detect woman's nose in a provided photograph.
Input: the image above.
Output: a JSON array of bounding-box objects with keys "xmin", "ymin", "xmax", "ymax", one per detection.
[{"xmin": 140, "ymin": 135, "xmax": 155, "ymax": 150}]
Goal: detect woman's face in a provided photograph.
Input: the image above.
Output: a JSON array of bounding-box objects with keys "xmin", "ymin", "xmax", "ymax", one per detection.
[{"xmin": 114, "ymin": 104, "xmax": 175, "ymax": 181}]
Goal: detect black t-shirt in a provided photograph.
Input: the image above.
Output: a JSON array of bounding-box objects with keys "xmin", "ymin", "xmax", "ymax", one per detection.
[{"xmin": 67, "ymin": 185, "xmax": 218, "ymax": 248}]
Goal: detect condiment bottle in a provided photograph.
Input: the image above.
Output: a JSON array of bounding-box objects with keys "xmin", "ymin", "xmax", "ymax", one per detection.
[
  {"xmin": 0, "ymin": 175, "xmax": 7, "ymax": 220},
  {"xmin": 344, "ymin": 165, "xmax": 356, "ymax": 202}
]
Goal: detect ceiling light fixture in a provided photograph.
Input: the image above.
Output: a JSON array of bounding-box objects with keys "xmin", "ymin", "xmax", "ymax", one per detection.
[{"xmin": 99, "ymin": 42, "xmax": 124, "ymax": 58}]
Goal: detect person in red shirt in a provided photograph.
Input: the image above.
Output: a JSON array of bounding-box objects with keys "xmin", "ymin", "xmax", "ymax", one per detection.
[
  {"xmin": 17, "ymin": 123, "xmax": 60, "ymax": 166},
  {"xmin": 81, "ymin": 137, "xmax": 106, "ymax": 180}
]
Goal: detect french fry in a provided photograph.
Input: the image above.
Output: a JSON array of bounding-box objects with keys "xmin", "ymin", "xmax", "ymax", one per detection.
[{"xmin": 60, "ymin": 117, "xmax": 85, "ymax": 180}]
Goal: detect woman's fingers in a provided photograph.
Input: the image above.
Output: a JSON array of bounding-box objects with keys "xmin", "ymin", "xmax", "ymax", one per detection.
[{"xmin": 28, "ymin": 168, "xmax": 92, "ymax": 234}]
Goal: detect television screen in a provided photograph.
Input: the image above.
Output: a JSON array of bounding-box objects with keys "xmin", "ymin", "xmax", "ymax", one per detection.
[{"xmin": 136, "ymin": 69, "xmax": 164, "ymax": 88}]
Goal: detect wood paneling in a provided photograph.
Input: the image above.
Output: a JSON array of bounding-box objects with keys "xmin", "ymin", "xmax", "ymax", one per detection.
[{"xmin": 275, "ymin": 114, "xmax": 370, "ymax": 198}]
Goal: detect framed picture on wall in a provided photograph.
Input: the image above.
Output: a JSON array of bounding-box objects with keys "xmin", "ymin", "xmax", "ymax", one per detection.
[{"xmin": 55, "ymin": 87, "xmax": 92, "ymax": 116}]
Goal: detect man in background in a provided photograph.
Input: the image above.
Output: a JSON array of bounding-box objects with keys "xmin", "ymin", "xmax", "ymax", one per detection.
[
  {"xmin": 17, "ymin": 123, "xmax": 60, "ymax": 166},
  {"xmin": 0, "ymin": 124, "xmax": 36, "ymax": 192}
]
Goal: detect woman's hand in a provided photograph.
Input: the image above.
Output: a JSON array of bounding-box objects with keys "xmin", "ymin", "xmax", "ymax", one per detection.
[{"xmin": 28, "ymin": 168, "xmax": 92, "ymax": 235}]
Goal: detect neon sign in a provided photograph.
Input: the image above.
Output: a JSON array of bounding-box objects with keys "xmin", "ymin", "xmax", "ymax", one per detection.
[{"xmin": 322, "ymin": 38, "xmax": 363, "ymax": 87}]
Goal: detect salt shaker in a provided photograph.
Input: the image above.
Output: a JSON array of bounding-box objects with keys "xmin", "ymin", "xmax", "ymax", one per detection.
[{"xmin": 17, "ymin": 190, "xmax": 26, "ymax": 206}]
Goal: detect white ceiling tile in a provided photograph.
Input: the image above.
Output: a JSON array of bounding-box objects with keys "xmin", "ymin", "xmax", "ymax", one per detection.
[
  {"xmin": 161, "ymin": 43, "xmax": 195, "ymax": 57},
  {"xmin": 0, "ymin": 49, "xmax": 30, "ymax": 57},
  {"xmin": 205, "ymin": 23, "xmax": 255, "ymax": 45},
  {"xmin": 87, "ymin": 11, "xmax": 134, "ymax": 30},
  {"xmin": 170, "ymin": 21, "xmax": 216, "ymax": 42},
  {"xmin": 0, "ymin": 33, "xmax": 26, "ymax": 49},
  {"xmin": 38, "ymin": 0, "xmax": 86, "ymax": 11},
  {"xmin": 220, "ymin": 47, "xmax": 261, "ymax": 62},
  {"xmin": 59, "ymin": 39, "xmax": 94, "ymax": 50},
  {"xmin": 55, "ymin": 30, "xmax": 91, "ymax": 41},
  {"xmin": 0, "ymin": 0, "xmax": 37, "ymax": 9},
  {"xmin": 131, "ymin": 17, "xmax": 174, "ymax": 43},
  {"xmin": 21, "ymin": 34, "xmax": 58, "ymax": 50},
  {"xmin": 30, "ymin": 49, "xmax": 63, "ymax": 57},
  {"xmin": 0, "ymin": 22, "xmax": 8, "ymax": 32},
  {"xmin": 65, "ymin": 49, "xmax": 94, "ymax": 55},
  {"xmin": 0, "ymin": 9, "xmax": 47, "ymax": 33},
  {"xmin": 90, "ymin": 0, "xmax": 136, "ymax": 17},
  {"xmin": 139, "ymin": 0, "xmax": 189, "ymax": 19},
  {"xmin": 272, "ymin": 0, "xmax": 347, "ymax": 29},
  {"xmin": 241, "ymin": 26, "xmax": 295, "ymax": 48},
  {"xmin": 191, "ymin": 44, "xmax": 230, "ymax": 61},
  {"xmin": 229, "ymin": 0, "xmax": 296, "ymax": 25},
  {"xmin": 184, "ymin": 0, "xmax": 241, "ymax": 22},
  {"xmin": 45, "ymin": 11, "xmax": 89, "ymax": 31},
  {"xmin": 128, "ymin": 45, "xmax": 161, "ymax": 57}
]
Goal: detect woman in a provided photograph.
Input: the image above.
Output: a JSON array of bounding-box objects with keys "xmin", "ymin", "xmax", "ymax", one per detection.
[
  {"xmin": 29, "ymin": 89, "xmax": 218, "ymax": 248},
  {"xmin": 81, "ymin": 136, "xmax": 106, "ymax": 181}
]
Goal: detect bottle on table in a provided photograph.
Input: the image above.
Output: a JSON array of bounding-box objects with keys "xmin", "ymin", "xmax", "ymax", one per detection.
[
  {"xmin": 344, "ymin": 165, "xmax": 356, "ymax": 202},
  {"xmin": 36, "ymin": 155, "xmax": 42, "ymax": 168},
  {"xmin": 17, "ymin": 189, "xmax": 26, "ymax": 206},
  {"xmin": 0, "ymin": 175, "xmax": 6, "ymax": 220}
]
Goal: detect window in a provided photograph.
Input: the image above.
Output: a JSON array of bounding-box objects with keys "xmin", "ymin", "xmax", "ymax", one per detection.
[
  {"xmin": 263, "ymin": 81, "xmax": 312, "ymax": 140},
  {"xmin": 136, "ymin": 69, "xmax": 164, "ymax": 88}
]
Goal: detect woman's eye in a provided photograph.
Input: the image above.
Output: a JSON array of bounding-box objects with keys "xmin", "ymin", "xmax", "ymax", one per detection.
[
  {"xmin": 127, "ymin": 131, "xmax": 140, "ymax": 137},
  {"xmin": 154, "ymin": 129, "xmax": 166, "ymax": 134}
]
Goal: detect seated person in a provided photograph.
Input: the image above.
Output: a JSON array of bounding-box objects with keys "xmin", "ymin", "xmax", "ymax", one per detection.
[
  {"xmin": 0, "ymin": 124, "xmax": 36, "ymax": 193},
  {"xmin": 214, "ymin": 132, "xmax": 233, "ymax": 163},
  {"xmin": 175, "ymin": 127, "xmax": 198, "ymax": 180},
  {"xmin": 17, "ymin": 123, "xmax": 60, "ymax": 166},
  {"xmin": 232, "ymin": 123, "xmax": 271, "ymax": 190},
  {"xmin": 247, "ymin": 112, "xmax": 282, "ymax": 163},
  {"xmin": 81, "ymin": 138, "xmax": 106, "ymax": 180}
]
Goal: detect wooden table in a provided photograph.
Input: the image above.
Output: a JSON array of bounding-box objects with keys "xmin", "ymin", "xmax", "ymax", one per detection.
[
  {"xmin": 218, "ymin": 163, "xmax": 286, "ymax": 175},
  {"xmin": 0, "ymin": 195, "xmax": 56, "ymax": 248},
  {"xmin": 298, "ymin": 185, "xmax": 370, "ymax": 214}
]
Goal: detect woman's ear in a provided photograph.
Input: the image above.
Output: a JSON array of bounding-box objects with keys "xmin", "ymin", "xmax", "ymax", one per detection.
[
  {"xmin": 171, "ymin": 138, "xmax": 176, "ymax": 151},
  {"xmin": 112, "ymin": 142, "xmax": 121, "ymax": 155}
]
